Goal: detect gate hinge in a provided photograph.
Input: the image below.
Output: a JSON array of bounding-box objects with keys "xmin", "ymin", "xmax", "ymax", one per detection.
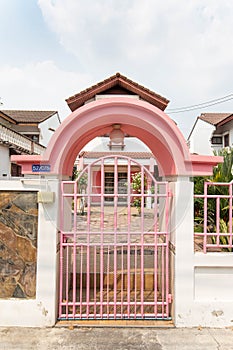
[{"xmin": 168, "ymin": 294, "xmax": 173, "ymax": 303}]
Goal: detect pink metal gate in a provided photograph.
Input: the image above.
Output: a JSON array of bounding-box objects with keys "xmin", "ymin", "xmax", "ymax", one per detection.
[
  {"xmin": 59, "ymin": 156, "xmax": 172, "ymax": 320},
  {"xmin": 194, "ymin": 181, "xmax": 233, "ymax": 253}
]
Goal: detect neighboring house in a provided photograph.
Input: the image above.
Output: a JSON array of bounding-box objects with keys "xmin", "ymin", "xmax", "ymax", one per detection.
[
  {"xmin": 77, "ymin": 140, "xmax": 157, "ymax": 204},
  {"xmin": 0, "ymin": 110, "xmax": 60, "ymax": 178},
  {"xmin": 67, "ymin": 72, "xmax": 166, "ymax": 200},
  {"xmin": 188, "ymin": 113, "xmax": 233, "ymax": 155}
]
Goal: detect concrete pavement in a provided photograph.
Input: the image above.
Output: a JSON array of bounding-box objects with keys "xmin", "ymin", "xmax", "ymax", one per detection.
[{"xmin": 1, "ymin": 326, "xmax": 233, "ymax": 350}]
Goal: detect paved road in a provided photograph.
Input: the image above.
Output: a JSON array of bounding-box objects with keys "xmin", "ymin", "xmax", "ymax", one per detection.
[{"xmin": 1, "ymin": 326, "xmax": 233, "ymax": 350}]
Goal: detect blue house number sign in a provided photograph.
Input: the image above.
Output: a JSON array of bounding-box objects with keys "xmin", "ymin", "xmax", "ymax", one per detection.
[{"xmin": 32, "ymin": 164, "xmax": 51, "ymax": 172}]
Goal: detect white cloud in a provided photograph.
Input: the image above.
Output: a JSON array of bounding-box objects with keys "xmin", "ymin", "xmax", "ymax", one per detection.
[
  {"xmin": 37, "ymin": 0, "xmax": 233, "ymax": 95},
  {"xmin": 1, "ymin": 1, "xmax": 232, "ymax": 137},
  {"xmin": 0, "ymin": 60, "xmax": 92, "ymax": 120}
]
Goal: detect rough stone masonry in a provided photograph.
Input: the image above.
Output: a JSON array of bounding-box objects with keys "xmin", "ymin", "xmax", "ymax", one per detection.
[{"xmin": 0, "ymin": 191, "xmax": 38, "ymax": 299}]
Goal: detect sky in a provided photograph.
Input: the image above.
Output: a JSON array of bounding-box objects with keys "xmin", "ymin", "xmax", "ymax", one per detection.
[{"xmin": 1, "ymin": 0, "xmax": 233, "ymax": 138}]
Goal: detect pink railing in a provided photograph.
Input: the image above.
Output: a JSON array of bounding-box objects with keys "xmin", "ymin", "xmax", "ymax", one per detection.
[{"xmin": 194, "ymin": 181, "xmax": 233, "ymax": 253}]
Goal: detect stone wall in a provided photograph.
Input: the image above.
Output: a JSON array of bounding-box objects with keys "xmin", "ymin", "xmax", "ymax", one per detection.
[{"xmin": 0, "ymin": 191, "xmax": 38, "ymax": 299}]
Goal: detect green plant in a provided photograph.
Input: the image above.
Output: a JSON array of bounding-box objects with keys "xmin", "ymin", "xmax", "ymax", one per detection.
[
  {"xmin": 73, "ymin": 170, "xmax": 88, "ymax": 191},
  {"xmin": 73, "ymin": 169, "xmax": 88, "ymax": 215},
  {"xmin": 131, "ymin": 172, "xmax": 147, "ymax": 214}
]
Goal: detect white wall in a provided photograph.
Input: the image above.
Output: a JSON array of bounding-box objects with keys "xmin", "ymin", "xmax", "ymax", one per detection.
[
  {"xmin": 216, "ymin": 119, "xmax": 233, "ymax": 148},
  {"xmin": 228, "ymin": 120, "xmax": 233, "ymax": 147},
  {"xmin": 190, "ymin": 254, "xmax": 233, "ymax": 327},
  {"xmin": 0, "ymin": 145, "xmax": 10, "ymax": 178},
  {"xmin": 188, "ymin": 119, "xmax": 215, "ymax": 155},
  {"xmin": 1, "ymin": 175, "xmax": 233, "ymax": 327},
  {"xmin": 39, "ymin": 113, "xmax": 61, "ymax": 147}
]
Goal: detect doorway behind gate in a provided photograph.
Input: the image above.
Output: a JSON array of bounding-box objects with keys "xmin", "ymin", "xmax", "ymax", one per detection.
[{"xmin": 59, "ymin": 156, "xmax": 172, "ymax": 321}]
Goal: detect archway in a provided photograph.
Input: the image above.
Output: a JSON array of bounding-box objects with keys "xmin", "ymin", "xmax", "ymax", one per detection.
[
  {"xmin": 11, "ymin": 96, "xmax": 222, "ymax": 325},
  {"xmin": 12, "ymin": 97, "xmax": 221, "ymax": 178}
]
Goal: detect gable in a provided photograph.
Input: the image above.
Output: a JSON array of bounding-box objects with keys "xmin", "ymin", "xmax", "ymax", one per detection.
[
  {"xmin": 66, "ymin": 72, "xmax": 169, "ymax": 112},
  {"xmin": 99, "ymin": 85, "xmax": 136, "ymax": 95}
]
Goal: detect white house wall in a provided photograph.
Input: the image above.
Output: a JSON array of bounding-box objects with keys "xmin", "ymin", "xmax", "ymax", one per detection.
[
  {"xmin": 228, "ymin": 120, "xmax": 233, "ymax": 147},
  {"xmin": 39, "ymin": 113, "xmax": 60, "ymax": 147},
  {"xmin": 215, "ymin": 119, "xmax": 233, "ymax": 148},
  {"xmin": 0, "ymin": 145, "xmax": 10, "ymax": 178},
  {"xmin": 189, "ymin": 119, "xmax": 214, "ymax": 155},
  {"xmin": 83, "ymin": 137, "xmax": 151, "ymax": 152},
  {"xmin": 81, "ymin": 137, "xmax": 155, "ymax": 166}
]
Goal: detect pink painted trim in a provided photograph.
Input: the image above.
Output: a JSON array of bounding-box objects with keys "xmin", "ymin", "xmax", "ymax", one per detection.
[{"xmin": 190, "ymin": 155, "xmax": 223, "ymax": 176}]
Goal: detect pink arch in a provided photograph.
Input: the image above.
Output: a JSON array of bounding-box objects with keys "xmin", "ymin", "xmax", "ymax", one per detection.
[{"xmin": 11, "ymin": 97, "xmax": 222, "ymax": 176}]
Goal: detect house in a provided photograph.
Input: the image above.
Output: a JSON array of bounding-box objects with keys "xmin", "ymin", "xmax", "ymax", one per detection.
[
  {"xmin": 188, "ymin": 112, "xmax": 233, "ymax": 155},
  {"xmin": 75, "ymin": 137, "xmax": 157, "ymax": 205},
  {"xmin": 67, "ymin": 72, "xmax": 167, "ymax": 201},
  {"xmin": 0, "ymin": 110, "xmax": 60, "ymax": 178}
]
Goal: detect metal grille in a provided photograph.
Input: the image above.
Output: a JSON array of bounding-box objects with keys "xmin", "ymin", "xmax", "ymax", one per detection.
[
  {"xmin": 59, "ymin": 156, "xmax": 171, "ymax": 320},
  {"xmin": 194, "ymin": 181, "xmax": 233, "ymax": 253}
]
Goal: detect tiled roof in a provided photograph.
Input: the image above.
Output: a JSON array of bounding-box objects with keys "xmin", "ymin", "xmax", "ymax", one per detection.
[
  {"xmin": 66, "ymin": 73, "xmax": 169, "ymax": 112},
  {"xmin": 80, "ymin": 151, "xmax": 154, "ymax": 159},
  {"xmin": 12, "ymin": 125, "xmax": 39, "ymax": 133},
  {"xmin": 0, "ymin": 110, "xmax": 57, "ymax": 124},
  {"xmin": 199, "ymin": 113, "xmax": 232, "ymax": 126}
]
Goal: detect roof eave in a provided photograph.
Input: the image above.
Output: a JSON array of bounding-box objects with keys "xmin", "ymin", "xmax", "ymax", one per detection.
[
  {"xmin": 0, "ymin": 111, "xmax": 17, "ymax": 124},
  {"xmin": 216, "ymin": 114, "xmax": 233, "ymax": 127}
]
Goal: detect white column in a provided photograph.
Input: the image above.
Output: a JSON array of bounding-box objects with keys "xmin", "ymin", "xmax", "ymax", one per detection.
[
  {"xmin": 36, "ymin": 175, "xmax": 60, "ymax": 326},
  {"xmin": 0, "ymin": 145, "xmax": 10, "ymax": 178},
  {"xmin": 168, "ymin": 177, "xmax": 194, "ymax": 327}
]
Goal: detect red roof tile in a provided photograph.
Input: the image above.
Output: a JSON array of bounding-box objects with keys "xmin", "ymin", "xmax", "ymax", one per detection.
[
  {"xmin": 80, "ymin": 151, "xmax": 154, "ymax": 159},
  {"xmin": 199, "ymin": 113, "xmax": 232, "ymax": 126},
  {"xmin": 66, "ymin": 73, "xmax": 169, "ymax": 112}
]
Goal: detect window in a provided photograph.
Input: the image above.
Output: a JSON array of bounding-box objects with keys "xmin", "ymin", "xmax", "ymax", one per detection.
[
  {"xmin": 211, "ymin": 136, "xmax": 222, "ymax": 145},
  {"xmin": 32, "ymin": 135, "xmax": 39, "ymax": 142},
  {"xmin": 118, "ymin": 172, "xmax": 127, "ymax": 202},
  {"xmin": 11, "ymin": 163, "xmax": 22, "ymax": 177},
  {"xmin": 104, "ymin": 172, "xmax": 114, "ymax": 201},
  {"xmin": 104, "ymin": 172, "xmax": 127, "ymax": 202},
  {"xmin": 26, "ymin": 134, "xmax": 39, "ymax": 142}
]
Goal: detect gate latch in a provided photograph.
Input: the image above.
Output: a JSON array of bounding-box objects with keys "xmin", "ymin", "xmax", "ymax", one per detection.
[{"xmin": 168, "ymin": 294, "xmax": 173, "ymax": 303}]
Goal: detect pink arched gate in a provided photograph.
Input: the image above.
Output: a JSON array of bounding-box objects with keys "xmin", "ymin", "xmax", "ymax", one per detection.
[{"xmin": 59, "ymin": 155, "xmax": 172, "ymax": 320}]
